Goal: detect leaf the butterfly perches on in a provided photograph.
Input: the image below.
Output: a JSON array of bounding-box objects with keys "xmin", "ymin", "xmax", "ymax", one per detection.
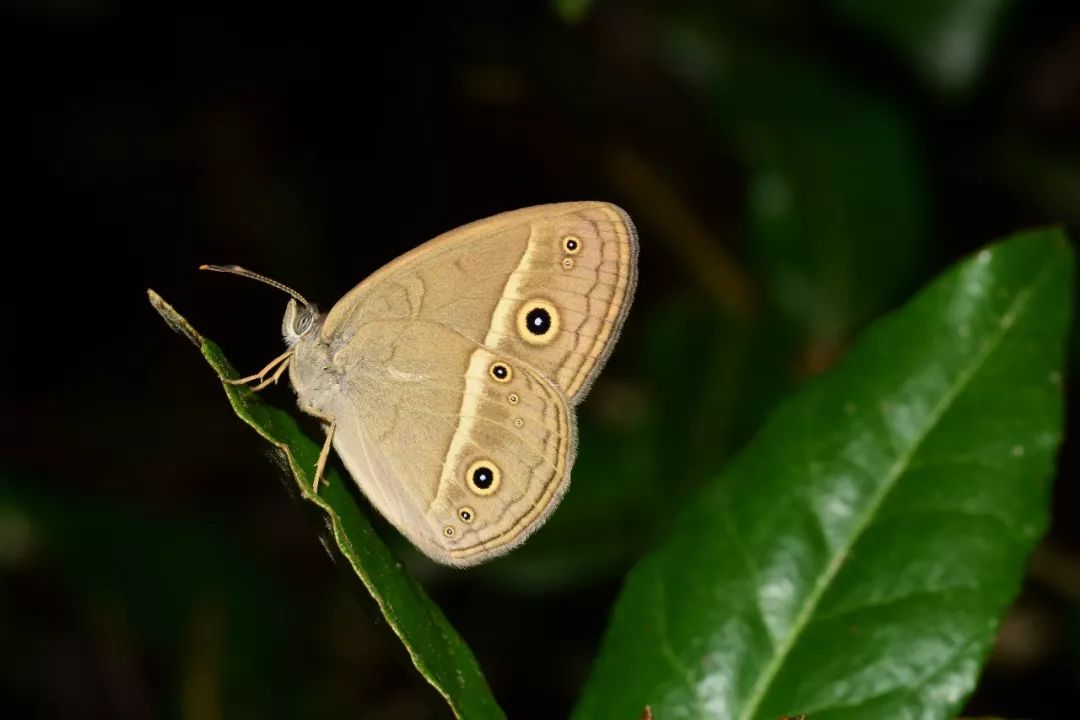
[
  {"xmin": 209, "ymin": 202, "xmax": 639, "ymax": 567},
  {"xmin": 147, "ymin": 290, "xmax": 506, "ymax": 720}
]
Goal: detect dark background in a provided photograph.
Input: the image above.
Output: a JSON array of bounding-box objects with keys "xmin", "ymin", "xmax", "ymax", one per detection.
[{"xmin": 3, "ymin": 2, "xmax": 1079, "ymax": 718}]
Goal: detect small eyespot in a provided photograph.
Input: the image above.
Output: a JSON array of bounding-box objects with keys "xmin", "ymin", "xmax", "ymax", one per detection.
[
  {"xmin": 466, "ymin": 460, "xmax": 501, "ymax": 496},
  {"xmin": 563, "ymin": 235, "xmax": 581, "ymax": 254},
  {"xmin": 513, "ymin": 417, "xmax": 524, "ymax": 428},
  {"xmin": 515, "ymin": 299, "xmax": 560, "ymax": 345},
  {"xmin": 458, "ymin": 507, "xmax": 475, "ymax": 523},
  {"xmin": 507, "ymin": 393, "xmax": 520, "ymax": 405},
  {"xmin": 561, "ymin": 257, "xmax": 575, "ymax": 270},
  {"xmin": 488, "ymin": 361, "xmax": 512, "ymax": 383},
  {"xmin": 443, "ymin": 526, "xmax": 455, "ymax": 537}
]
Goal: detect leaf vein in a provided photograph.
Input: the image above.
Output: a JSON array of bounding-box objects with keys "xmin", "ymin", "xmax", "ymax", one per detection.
[{"xmin": 735, "ymin": 261, "xmax": 1055, "ymax": 720}]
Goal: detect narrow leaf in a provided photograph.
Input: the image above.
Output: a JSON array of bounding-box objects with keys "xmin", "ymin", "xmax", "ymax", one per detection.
[
  {"xmin": 574, "ymin": 230, "xmax": 1073, "ymax": 720},
  {"xmin": 147, "ymin": 290, "xmax": 505, "ymax": 720}
]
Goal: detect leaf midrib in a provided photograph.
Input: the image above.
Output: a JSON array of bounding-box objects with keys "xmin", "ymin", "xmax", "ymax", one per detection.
[{"xmin": 735, "ymin": 260, "xmax": 1054, "ymax": 720}]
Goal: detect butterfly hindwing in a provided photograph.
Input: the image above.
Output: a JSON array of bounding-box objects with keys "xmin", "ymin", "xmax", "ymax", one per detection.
[{"xmin": 324, "ymin": 323, "xmax": 573, "ymax": 566}]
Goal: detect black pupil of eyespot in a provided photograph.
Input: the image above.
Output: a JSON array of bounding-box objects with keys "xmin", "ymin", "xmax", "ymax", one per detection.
[
  {"xmin": 566, "ymin": 239, "xmax": 577, "ymax": 250},
  {"xmin": 472, "ymin": 467, "xmax": 493, "ymax": 489},
  {"xmin": 493, "ymin": 365, "xmax": 507, "ymax": 378},
  {"xmin": 526, "ymin": 307, "xmax": 551, "ymax": 335}
]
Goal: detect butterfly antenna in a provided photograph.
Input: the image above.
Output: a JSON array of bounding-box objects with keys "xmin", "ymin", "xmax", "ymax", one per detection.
[{"xmin": 199, "ymin": 264, "xmax": 311, "ymax": 308}]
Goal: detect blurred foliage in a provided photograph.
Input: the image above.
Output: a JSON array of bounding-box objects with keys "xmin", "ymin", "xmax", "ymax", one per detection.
[
  {"xmin": 554, "ymin": 0, "xmax": 594, "ymax": 26},
  {"xmin": 826, "ymin": 0, "xmax": 1018, "ymax": 93},
  {"xmin": 4, "ymin": 0, "xmax": 1080, "ymax": 718},
  {"xmin": 0, "ymin": 480, "xmax": 294, "ymax": 718},
  {"xmin": 668, "ymin": 16, "xmax": 929, "ymax": 344}
]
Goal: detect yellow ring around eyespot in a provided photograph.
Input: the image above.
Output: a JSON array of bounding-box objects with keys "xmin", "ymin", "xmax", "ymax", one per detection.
[
  {"xmin": 488, "ymin": 361, "xmax": 513, "ymax": 383},
  {"xmin": 465, "ymin": 459, "xmax": 501, "ymax": 496},
  {"xmin": 515, "ymin": 299, "xmax": 560, "ymax": 346},
  {"xmin": 563, "ymin": 235, "xmax": 582, "ymax": 255}
]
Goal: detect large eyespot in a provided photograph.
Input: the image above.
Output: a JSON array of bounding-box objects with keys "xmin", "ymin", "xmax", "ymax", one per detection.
[
  {"xmin": 563, "ymin": 235, "xmax": 582, "ymax": 254},
  {"xmin": 516, "ymin": 299, "xmax": 560, "ymax": 345},
  {"xmin": 488, "ymin": 361, "xmax": 512, "ymax": 383},
  {"xmin": 466, "ymin": 460, "xmax": 501, "ymax": 496},
  {"xmin": 458, "ymin": 507, "xmax": 475, "ymax": 524}
]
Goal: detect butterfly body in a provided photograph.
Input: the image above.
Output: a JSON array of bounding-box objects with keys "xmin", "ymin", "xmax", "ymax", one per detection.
[{"xmin": 264, "ymin": 202, "xmax": 637, "ymax": 566}]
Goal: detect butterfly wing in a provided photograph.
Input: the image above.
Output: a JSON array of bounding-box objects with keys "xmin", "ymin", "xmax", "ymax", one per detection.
[
  {"xmin": 322, "ymin": 321, "xmax": 574, "ymax": 566},
  {"xmin": 321, "ymin": 201, "xmax": 638, "ymax": 403},
  {"xmin": 301, "ymin": 202, "xmax": 636, "ymax": 564}
]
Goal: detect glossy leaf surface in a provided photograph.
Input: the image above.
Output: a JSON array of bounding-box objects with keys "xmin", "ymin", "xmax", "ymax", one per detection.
[{"xmin": 574, "ymin": 230, "xmax": 1072, "ymax": 720}]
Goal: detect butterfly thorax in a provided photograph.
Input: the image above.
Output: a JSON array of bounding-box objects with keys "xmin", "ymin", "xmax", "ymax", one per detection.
[{"xmin": 288, "ymin": 318, "xmax": 345, "ymax": 418}]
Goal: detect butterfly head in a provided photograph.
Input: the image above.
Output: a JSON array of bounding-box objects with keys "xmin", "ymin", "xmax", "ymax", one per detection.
[
  {"xmin": 282, "ymin": 298, "xmax": 320, "ymax": 347},
  {"xmin": 199, "ymin": 263, "xmax": 320, "ymax": 348}
]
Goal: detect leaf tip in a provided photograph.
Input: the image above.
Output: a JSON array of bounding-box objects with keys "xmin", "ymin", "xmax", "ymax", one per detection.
[
  {"xmin": 147, "ymin": 288, "xmax": 203, "ymax": 347},
  {"xmin": 1014, "ymin": 224, "xmax": 1072, "ymax": 254}
]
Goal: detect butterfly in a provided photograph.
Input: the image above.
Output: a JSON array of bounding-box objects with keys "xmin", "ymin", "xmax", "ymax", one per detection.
[{"xmin": 207, "ymin": 202, "xmax": 638, "ymax": 566}]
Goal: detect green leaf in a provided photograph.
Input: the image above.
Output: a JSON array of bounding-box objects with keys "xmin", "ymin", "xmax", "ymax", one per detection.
[
  {"xmin": 147, "ymin": 290, "xmax": 504, "ymax": 720},
  {"xmin": 825, "ymin": 0, "xmax": 1017, "ymax": 93},
  {"xmin": 573, "ymin": 229, "xmax": 1073, "ymax": 720}
]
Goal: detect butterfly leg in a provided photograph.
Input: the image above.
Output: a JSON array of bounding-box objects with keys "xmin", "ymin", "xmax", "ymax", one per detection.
[
  {"xmin": 249, "ymin": 355, "xmax": 291, "ymax": 391},
  {"xmin": 225, "ymin": 348, "xmax": 293, "ymax": 390},
  {"xmin": 313, "ymin": 417, "xmax": 337, "ymax": 493}
]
